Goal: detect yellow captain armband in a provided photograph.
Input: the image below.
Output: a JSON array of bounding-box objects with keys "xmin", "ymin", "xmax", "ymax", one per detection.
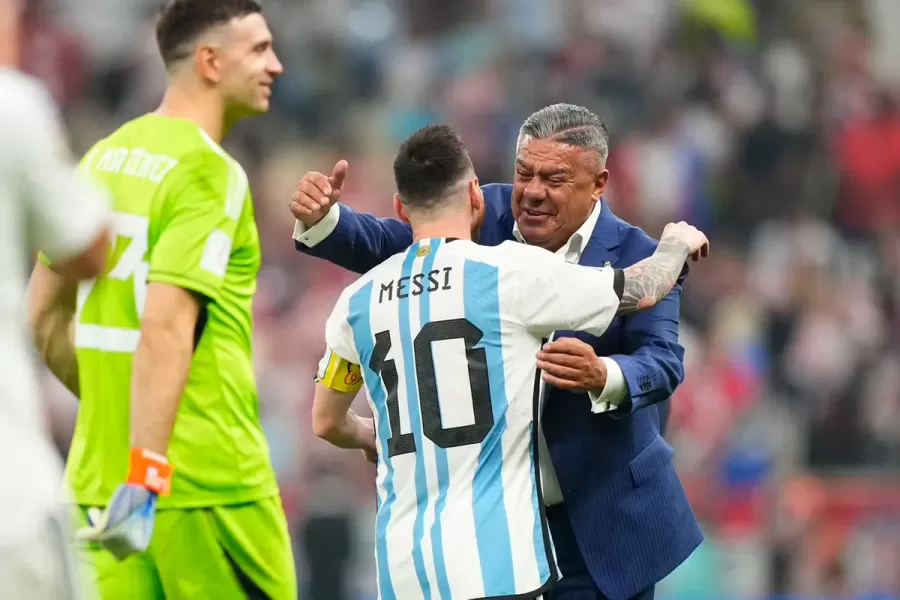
[{"xmin": 316, "ymin": 349, "xmax": 364, "ymax": 393}]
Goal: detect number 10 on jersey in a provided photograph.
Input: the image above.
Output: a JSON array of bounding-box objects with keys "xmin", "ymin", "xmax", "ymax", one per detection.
[{"xmin": 370, "ymin": 318, "xmax": 494, "ymax": 458}]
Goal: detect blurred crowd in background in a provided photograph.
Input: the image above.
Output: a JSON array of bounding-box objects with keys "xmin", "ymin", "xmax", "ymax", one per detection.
[{"xmin": 23, "ymin": 0, "xmax": 900, "ymax": 597}]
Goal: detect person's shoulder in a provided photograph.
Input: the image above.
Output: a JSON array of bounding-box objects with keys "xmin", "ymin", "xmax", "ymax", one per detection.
[
  {"xmin": 604, "ymin": 204, "xmax": 692, "ymax": 282},
  {"xmin": 0, "ymin": 69, "xmax": 53, "ymax": 113},
  {"xmin": 475, "ymin": 183, "xmax": 515, "ymax": 238},
  {"xmin": 479, "ymin": 183, "xmax": 513, "ymax": 207},
  {"xmin": 182, "ymin": 124, "xmax": 238, "ymax": 165},
  {"xmin": 122, "ymin": 116, "xmax": 239, "ymax": 170},
  {"xmin": 0, "ymin": 70, "xmax": 61, "ymax": 143},
  {"xmin": 92, "ymin": 116, "xmax": 234, "ymax": 186},
  {"xmin": 466, "ymin": 239, "xmax": 552, "ymax": 269},
  {"xmin": 340, "ymin": 250, "xmax": 409, "ymax": 301},
  {"xmin": 605, "ymin": 205, "xmax": 659, "ymax": 256},
  {"xmin": 479, "ymin": 182, "xmax": 513, "ymax": 197},
  {"xmin": 155, "ymin": 124, "xmax": 245, "ymax": 193}
]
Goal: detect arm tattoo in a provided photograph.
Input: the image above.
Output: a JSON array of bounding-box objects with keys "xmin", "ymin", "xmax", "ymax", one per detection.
[{"xmin": 617, "ymin": 238, "xmax": 690, "ymax": 315}]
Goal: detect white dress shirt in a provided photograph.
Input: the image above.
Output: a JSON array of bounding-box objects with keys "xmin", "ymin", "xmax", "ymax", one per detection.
[
  {"xmin": 294, "ymin": 201, "xmax": 629, "ymax": 506},
  {"xmin": 512, "ymin": 202, "xmax": 627, "ymax": 505}
]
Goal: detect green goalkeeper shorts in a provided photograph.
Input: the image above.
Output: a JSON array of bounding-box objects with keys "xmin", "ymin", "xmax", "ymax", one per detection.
[{"xmin": 75, "ymin": 495, "xmax": 296, "ymax": 599}]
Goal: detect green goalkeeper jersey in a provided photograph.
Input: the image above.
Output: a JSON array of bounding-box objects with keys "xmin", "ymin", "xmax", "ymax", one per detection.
[{"xmin": 66, "ymin": 114, "xmax": 278, "ymax": 509}]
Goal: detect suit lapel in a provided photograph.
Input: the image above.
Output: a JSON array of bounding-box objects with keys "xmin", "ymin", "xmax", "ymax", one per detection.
[
  {"xmin": 579, "ymin": 200, "xmax": 621, "ymax": 268},
  {"xmin": 548, "ymin": 200, "xmax": 622, "ymax": 352},
  {"xmin": 543, "ymin": 201, "xmax": 624, "ymax": 424}
]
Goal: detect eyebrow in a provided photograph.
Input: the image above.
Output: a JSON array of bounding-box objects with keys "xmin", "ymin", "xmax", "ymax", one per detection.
[
  {"xmin": 516, "ymin": 159, "xmax": 568, "ymax": 177},
  {"xmin": 541, "ymin": 168, "xmax": 569, "ymax": 177}
]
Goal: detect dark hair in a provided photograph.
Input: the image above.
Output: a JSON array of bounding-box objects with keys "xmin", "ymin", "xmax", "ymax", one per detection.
[
  {"xmin": 393, "ymin": 125, "xmax": 472, "ymax": 210},
  {"xmin": 156, "ymin": 0, "xmax": 262, "ymax": 67}
]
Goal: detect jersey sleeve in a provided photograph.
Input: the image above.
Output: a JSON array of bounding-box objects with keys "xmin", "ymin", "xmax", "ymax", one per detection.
[
  {"xmin": 147, "ymin": 152, "xmax": 246, "ymax": 302},
  {"xmin": 316, "ymin": 287, "xmax": 364, "ymax": 393},
  {"xmin": 7, "ymin": 77, "xmax": 110, "ymax": 262},
  {"xmin": 509, "ymin": 244, "xmax": 623, "ymax": 338}
]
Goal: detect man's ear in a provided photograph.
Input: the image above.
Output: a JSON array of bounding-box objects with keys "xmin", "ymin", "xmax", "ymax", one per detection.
[
  {"xmin": 393, "ymin": 193, "xmax": 410, "ymax": 224},
  {"xmin": 594, "ymin": 169, "xmax": 610, "ymax": 200},
  {"xmin": 469, "ymin": 178, "xmax": 484, "ymax": 214},
  {"xmin": 195, "ymin": 44, "xmax": 221, "ymax": 84},
  {"xmin": 469, "ymin": 178, "xmax": 485, "ymax": 238}
]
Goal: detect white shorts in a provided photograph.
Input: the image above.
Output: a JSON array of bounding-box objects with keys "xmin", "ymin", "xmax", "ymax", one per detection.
[{"xmin": 0, "ymin": 509, "xmax": 89, "ymax": 600}]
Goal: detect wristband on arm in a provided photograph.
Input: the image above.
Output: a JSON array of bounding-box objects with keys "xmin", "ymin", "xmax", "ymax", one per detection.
[{"xmin": 126, "ymin": 448, "xmax": 173, "ymax": 495}]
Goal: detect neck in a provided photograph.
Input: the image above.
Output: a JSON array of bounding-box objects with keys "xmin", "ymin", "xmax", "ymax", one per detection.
[
  {"xmin": 538, "ymin": 200, "xmax": 598, "ymax": 252},
  {"xmin": 155, "ymin": 80, "xmax": 230, "ymax": 143},
  {"xmin": 0, "ymin": 46, "xmax": 15, "ymax": 68},
  {"xmin": 411, "ymin": 218, "xmax": 472, "ymax": 243},
  {"xmin": 0, "ymin": 26, "xmax": 17, "ymax": 68}
]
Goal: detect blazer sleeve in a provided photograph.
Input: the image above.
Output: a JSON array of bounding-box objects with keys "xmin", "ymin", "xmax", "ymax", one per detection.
[
  {"xmin": 608, "ymin": 233, "xmax": 688, "ymax": 413},
  {"xmin": 292, "ymin": 183, "xmax": 515, "ymax": 274},
  {"xmin": 293, "ymin": 204, "xmax": 413, "ymax": 275}
]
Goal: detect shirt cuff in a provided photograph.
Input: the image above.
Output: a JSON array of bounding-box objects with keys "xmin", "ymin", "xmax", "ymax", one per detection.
[
  {"xmin": 292, "ymin": 205, "xmax": 340, "ymax": 247},
  {"xmin": 589, "ymin": 357, "xmax": 628, "ymax": 414}
]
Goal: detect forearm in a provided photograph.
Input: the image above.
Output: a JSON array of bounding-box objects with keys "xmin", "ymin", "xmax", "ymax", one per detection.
[
  {"xmin": 27, "ymin": 265, "xmax": 80, "ymax": 396},
  {"xmin": 314, "ymin": 409, "xmax": 372, "ymax": 450},
  {"xmin": 609, "ymin": 284, "xmax": 686, "ymax": 412},
  {"xmin": 294, "ymin": 205, "xmax": 413, "ymax": 274},
  {"xmin": 618, "ymin": 238, "xmax": 690, "ymax": 314},
  {"xmin": 36, "ymin": 313, "xmax": 79, "ymax": 396},
  {"xmin": 32, "ymin": 310, "xmax": 80, "ymax": 398},
  {"xmin": 608, "ymin": 345, "xmax": 685, "ymax": 411},
  {"xmin": 129, "ymin": 324, "xmax": 194, "ymax": 455}
]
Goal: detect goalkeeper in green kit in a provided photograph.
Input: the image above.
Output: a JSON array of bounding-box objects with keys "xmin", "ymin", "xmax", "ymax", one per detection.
[{"xmin": 26, "ymin": 1, "xmax": 295, "ymax": 597}]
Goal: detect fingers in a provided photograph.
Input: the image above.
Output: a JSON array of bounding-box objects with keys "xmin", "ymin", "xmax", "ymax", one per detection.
[
  {"xmin": 535, "ymin": 351, "xmax": 582, "ymax": 368},
  {"xmin": 290, "ymin": 163, "xmax": 348, "ymax": 221},
  {"xmin": 289, "ymin": 195, "xmax": 320, "ymax": 218},
  {"xmin": 541, "ymin": 372, "xmax": 581, "ymax": 390},
  {"xmin": 661, "ymin": 222, "xmax": 712, "ymax": 258},
  {"xmin": 303, "ymin": 172, "xmax": 333, "ymax": 203},
  {"xmin": 690, "ymin": 238, "xmax": 710, "ymax": 261},
  {"xmin": 536, "ymin": 358, "xmax": 582, "ymax": 380},
  {"xmin": 290, "ymin": 172, "xmax": 333, "ymax": 218},
  {"xmin": 330, "ymin": 160, "xmax": 349, "ymax": 190},
  {"xmin": 540, "ymin": 337, "xmax": 591, "ymax": 356}
]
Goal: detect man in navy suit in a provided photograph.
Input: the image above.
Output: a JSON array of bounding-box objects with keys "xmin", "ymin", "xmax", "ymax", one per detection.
[{"xmin": 290, "ymin": 104, "xmax": 702, "ymax": 600}]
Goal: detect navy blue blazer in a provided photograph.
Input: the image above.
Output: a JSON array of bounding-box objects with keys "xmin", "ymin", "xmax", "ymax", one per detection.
[{"xmin": 295, "ymin": 183, "xmax": 702, "ymax": 600}]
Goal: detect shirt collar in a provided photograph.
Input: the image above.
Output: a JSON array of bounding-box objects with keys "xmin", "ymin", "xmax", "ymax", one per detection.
[{"xmin": 512, "ymin": 200, "xmax": 603, "ymax": 262}]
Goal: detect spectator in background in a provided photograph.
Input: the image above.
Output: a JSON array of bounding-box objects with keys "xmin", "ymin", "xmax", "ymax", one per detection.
[{"xmin": 836, "ymin": 90, "xmax": 900, "ymax": 236}]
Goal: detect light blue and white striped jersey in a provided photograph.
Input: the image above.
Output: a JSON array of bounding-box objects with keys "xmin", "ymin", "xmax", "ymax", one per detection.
[{"xmin": 320, "ymin": 237, "xmax": 622, "ymax": 600}]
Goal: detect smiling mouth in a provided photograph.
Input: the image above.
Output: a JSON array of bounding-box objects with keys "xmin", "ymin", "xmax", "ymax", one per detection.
[{"xmin": 523, "ymin": 208, "xmax": 551, "ymax": 218}]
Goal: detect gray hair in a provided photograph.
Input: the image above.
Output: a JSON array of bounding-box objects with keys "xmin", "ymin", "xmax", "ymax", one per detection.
[{"xmin": 517, "ymin": 103, "xmax": 609, "ymax": 164}]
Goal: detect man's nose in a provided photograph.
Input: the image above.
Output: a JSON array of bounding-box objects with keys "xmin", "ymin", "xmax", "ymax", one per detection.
[
  {"xmin": 269, "ymin": 53, "xmax": 285, "ymax": 77},
  {"xmin": 523, "ymin": 177, "xmax": 547, "ymax": 201}
]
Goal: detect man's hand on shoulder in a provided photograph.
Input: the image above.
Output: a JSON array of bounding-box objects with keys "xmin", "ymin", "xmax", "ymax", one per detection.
[{"xmin": 290, "ymin": 159, "xmax": 348, "ymax": 227}]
